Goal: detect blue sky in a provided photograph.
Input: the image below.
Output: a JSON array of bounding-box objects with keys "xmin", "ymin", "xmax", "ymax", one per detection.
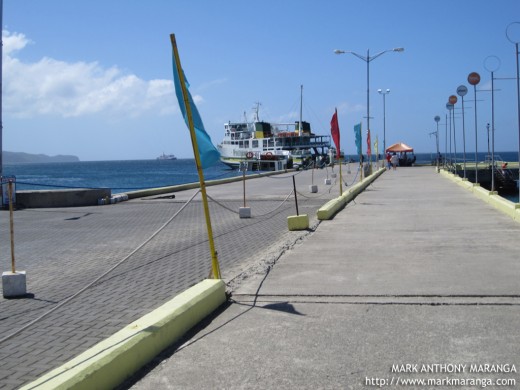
[{"xmin": 2, "ymin": 0, "xmax": 520, "ymax": 161}]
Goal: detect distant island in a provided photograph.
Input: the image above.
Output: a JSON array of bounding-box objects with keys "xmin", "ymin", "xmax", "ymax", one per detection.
[{"xmin": 3, "ymin": 151, "xmax": 80, "ymax": 164}]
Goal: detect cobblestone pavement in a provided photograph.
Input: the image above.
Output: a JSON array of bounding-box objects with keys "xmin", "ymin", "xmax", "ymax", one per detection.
[{"xmin": 0, "ymin": 166, "xmax": 360, "ymax": 389}]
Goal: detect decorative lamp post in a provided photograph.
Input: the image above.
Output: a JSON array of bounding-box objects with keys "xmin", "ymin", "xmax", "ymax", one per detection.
[
  {"xmin": 434, "ymin": 115, "xmax": 441, "ymax": 172},
  {"xmin": 378, "ymin": 89, "xmax": 390, "ymax": 153},
  {"xmin": 449, "ymin": 95, "xmax": 458, "ymax": 170},
  {"xmin": 446, "ymin": 102, "xmax": 454, "ymax": 169},
  {"xmin": 334, "ymin": 48, "xmax": 404, "ymax": 155},
  {"xmin": 457, "ymin": 85, "xmax": 468, "ymax": 179},
  {"xmin": 484, "ymin": 55, "xmax": 501, "ymax": 192},
  {"xmin": 506, "ymin": 22, "xmax": 520, "ymax": 202},
  {"xmin": 468, "ymin": 72, "xmax": 481, "ymax": 183}
]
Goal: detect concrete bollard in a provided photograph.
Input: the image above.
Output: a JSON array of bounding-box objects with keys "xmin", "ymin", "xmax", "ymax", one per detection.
[
  {"xmin": 287, "ymin": 214, "xmax": 309, "ymax": 231},
  {"xmin": 2, "ymin": 271, "xmax": 27, "ymax": 298},
  {"xmin": 309, "ymin": 185, "xmax": 318, "ymax": 193},
  {"xmin": 239, "ymin": 207, "xmax": 251, "ymax": 218},
  {"xmin": 324, "ymin": 178, "xmax": 332, "ymax": 185}
]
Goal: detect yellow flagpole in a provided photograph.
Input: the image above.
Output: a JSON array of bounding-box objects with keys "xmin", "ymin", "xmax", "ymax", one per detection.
[{"xmin": 170, "ymin": 34, "xmax": 221, "ymax": 279}]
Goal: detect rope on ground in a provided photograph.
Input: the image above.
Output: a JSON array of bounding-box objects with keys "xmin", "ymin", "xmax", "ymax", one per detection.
[
  {"xmin": 207, "ymin": 190, "xmax": 295, "ymax": 217},
  {"xmin": 0, "ymin": 189, "xmax": 202, "ymax": 345},
  {"xmin": 343, "ymin": 166, "xmax": 361, "ymax": 187}
]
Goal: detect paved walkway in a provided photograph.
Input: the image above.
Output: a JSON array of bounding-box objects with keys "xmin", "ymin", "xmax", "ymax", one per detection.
[
  {"xmin": 129, "ymin": 167, "xmax": 520, "ymax": 389},
  {"xmin": 0, "ymin": 165, "xmax": 349, "ymax": 389}
]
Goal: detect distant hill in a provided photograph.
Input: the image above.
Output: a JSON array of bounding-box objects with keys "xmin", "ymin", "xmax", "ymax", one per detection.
[{"xmin": 3, "ymin": 151, "xmax": 80, "ymax": 164}]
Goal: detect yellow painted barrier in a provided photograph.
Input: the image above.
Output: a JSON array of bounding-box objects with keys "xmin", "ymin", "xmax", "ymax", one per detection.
[
  {"xmin": 287, "ymin": 214, "xmax": 309, "ymax": 230},
  {"xmin": 317, "ymin": 168, "xmax": 385, "ymax": 220},
  {"xmin": 22, "ymin": 279, "xmax": 227, "ymax": 390},
  {"xmin": 440, "ymin": 169, "xmax": 519, "ymax": 223}
]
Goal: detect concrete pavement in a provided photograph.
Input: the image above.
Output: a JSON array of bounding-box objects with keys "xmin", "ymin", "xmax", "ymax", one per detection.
[
  {"xmin": 0, "ymin": 165, "xmax": 349, "ymax": 389},
  {"xmin": 128, "ymin": 166, "xmax": 520, "ymax": 389}
]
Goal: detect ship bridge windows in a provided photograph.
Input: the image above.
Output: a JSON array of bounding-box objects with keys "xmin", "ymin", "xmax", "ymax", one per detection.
[{"xmin": 252, "ymin": 140, "xmax": 258, "ymax": 148}]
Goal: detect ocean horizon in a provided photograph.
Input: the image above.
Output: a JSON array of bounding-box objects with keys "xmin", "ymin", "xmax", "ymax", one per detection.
[{"xmin": 1, "ymin": 151, "xmax": 518, "ymax": 202}]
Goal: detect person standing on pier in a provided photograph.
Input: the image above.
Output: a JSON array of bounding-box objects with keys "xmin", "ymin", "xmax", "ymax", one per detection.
[
  {"xmin": 386, "ymin": 152, "xmax": 392, "ymax": 170},
  {"xmin": 390, "ymin": 153, "xmax": 399, "ymax": 170}
]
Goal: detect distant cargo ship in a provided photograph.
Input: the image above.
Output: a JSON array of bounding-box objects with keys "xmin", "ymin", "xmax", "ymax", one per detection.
[{"xmin": 157, "ymin": 153, "xmax": 177, "ymax": 160}]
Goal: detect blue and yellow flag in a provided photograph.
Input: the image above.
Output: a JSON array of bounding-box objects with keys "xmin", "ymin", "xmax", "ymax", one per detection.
[
  {"xmin": 171, "ymin": 45, "xmax": 220, "ymax": 169},
  {"xmin": 354, "ymin": 123, "xmax": 362, "ymax": 157}
]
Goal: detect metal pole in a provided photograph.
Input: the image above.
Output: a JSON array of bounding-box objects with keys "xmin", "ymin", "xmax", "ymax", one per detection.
[
  {"xmin": 461, "ymin": 95, "xmax": 467, "ymax": 179},
  {"xmin": 436, "ymin": 123, "xmax": 440, "ymax": 171},
  {"xmin": 8, "ymin": 181, "xmax": 15, "ymax": 273},
  {"xmin": 474, "ymin": 85, "xmax": 479, "ymax": 183},
  {"xmin": 491, "ymin": 70, "xmax": 496, "ymax": 192},
  {"xmin": 0, "ymin": 0, "xmax": 3, "ymax": 177},
  {"xmin": 366, "ymin": 49, "xmax": 370, "ymax": 149},
  {"xmin": 434, "ymin": 116, "xmax": 440, "ymax": 172},
  {"xmin": 448, "ymin": 107, "xmax": 453, "ymax": 169},
  {"xmin": 508, "ymin": 22, "xmax": 520, "ymax": 202},
  {"xmin": 292, "ymin": 176, "xmax": 299, "ymax": 216},
  {"xmin": 299, "ymin": 84, "xmax": 303, "ymax": 136},
  {"xmin": 445, "ymin": 114, "xmax": 448, "ymax": 168},
  {"xmin": 379, "ymin": 89, "xmax": 390, "ymax": 155},
  {"xmin": 383, "ymin": 93, "xmax": 386, "ymax": 153},
  {"xmin": 453, "ymin": 104, "xmax": 457, "ymax": 168},
  {"xmin": 242, "ymin": 169, "xmax": 246, "ymax": 207},
  {"xmin": 486, "ymin": 123, "xmax": 490, "ymax": 157},
  {"xmin": 516, "ymin": 42, "xmax": 520, "ymax": 202}
]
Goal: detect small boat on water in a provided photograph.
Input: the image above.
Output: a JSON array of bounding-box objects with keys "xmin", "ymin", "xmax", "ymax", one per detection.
[
  {"xmin": 217, "ymin": 92, "xmax": 331, "ymax": 171},
  {"xmin": 157, "ymin": 153, "xmax": 177, "ymax": 160}
]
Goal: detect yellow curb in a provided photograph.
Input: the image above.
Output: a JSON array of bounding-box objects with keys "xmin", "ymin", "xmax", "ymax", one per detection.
[
  {"xmin": 439, "ymin": 170, "xmax": 520, "ymax": 224},
  {"xmin": 317, "ymin": 168, "xmax": 385, "ymax": 220},
  {"xmin": 472, "ymin": 186, "xmax": 496, "ymax": 203},
  {"xmin": 22, "ymin": 279, "xmax": 227, "ymax": 390},
  {"xmin": 122, "ymin": 169, "xmax": 296, "ymax": 199},
  {"xmin": 489, "ymin": 194, "xmax": 520, "ymax": 220}
]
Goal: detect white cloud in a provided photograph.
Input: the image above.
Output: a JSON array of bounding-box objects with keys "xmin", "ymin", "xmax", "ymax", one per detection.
[
  {"xmin": 2, "ymin": 30, "xmax": 177, "ymax": 119},
  {"xmin": 336, "ymin": 101, "xmax": 364, "ymax": 115},
  {"xmin": 3, "ymin": 30, "xmax": 32, "ymax": 55}
]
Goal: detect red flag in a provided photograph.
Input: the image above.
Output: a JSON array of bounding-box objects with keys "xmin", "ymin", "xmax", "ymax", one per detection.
[
  {"xmin": 330, "ymin": 108, "xmax": 340, "ymax": 158},
  {"xmin": 366, "ymin": 129, "xmax": 372, "ymax": 157}
]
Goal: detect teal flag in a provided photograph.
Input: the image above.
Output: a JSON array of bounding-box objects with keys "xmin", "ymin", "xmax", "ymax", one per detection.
[
  {"xmin": 354, "ymin": 123, "xmax": 362, "ymax": 156},
  {"xmin": 171, "ymin": 54, "xmax": 220, "ymax": 169}
]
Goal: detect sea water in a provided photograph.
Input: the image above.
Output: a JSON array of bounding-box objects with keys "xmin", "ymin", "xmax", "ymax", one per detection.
[
  {"xmin": 2, "ymin": 152, "xmax": 518, "ymax": 202},
  {"xmin": 2, "ymin": 159, "xmax": 240, "ymax": 192}
]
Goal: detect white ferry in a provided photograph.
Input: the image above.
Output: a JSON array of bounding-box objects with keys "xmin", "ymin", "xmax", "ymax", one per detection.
[{"xmin": 217, "ymin": 105, "xmax": 331, "ymax": 171}]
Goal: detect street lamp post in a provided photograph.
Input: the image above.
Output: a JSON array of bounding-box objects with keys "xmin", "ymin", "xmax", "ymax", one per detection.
[
  {"xmin": 449, "ymin": 95, "xmax": 458, "ymax": 170},
  {"xmin": 484, "ymin": 55, "xmax": 501, "ymax": 192},
  {"xmin": 334, "ymin": 47, "xmax": 404, "ymax": 155},
  {"xmin": 468, "ymin": 72, "xmax": 481, "ymax": 184},
  {"xmin": 506, "ymin": 22, "xmax": 520, "ymax": 202},
  {"xmin": 457, "ymin": 85, "xmax": 468, "ymax": 179},
  {"xmin": 446, "ymin": 103, "xmax": 454, "ymax": 169},
  {"xmin": 378, "ymin": 89, "xmax": 390, "ymax": 154},
  {"xmin": 434, "ymin": 116, "xmax": 441, "ymax": 172}
]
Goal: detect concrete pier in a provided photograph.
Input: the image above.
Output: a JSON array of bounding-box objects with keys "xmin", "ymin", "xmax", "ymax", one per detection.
[{"xmin": 1, "ymin": 166, "xmax": 519, "ymax": 389}]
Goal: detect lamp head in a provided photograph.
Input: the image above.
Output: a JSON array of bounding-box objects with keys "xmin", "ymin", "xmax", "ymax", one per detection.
[
  {"xmin": 393, "ymin": 47, "xmax": 404, "ymax": 52},
  {"xmin": 334, "ymin": 49, "xmax": 345, "ymax": 54}
]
